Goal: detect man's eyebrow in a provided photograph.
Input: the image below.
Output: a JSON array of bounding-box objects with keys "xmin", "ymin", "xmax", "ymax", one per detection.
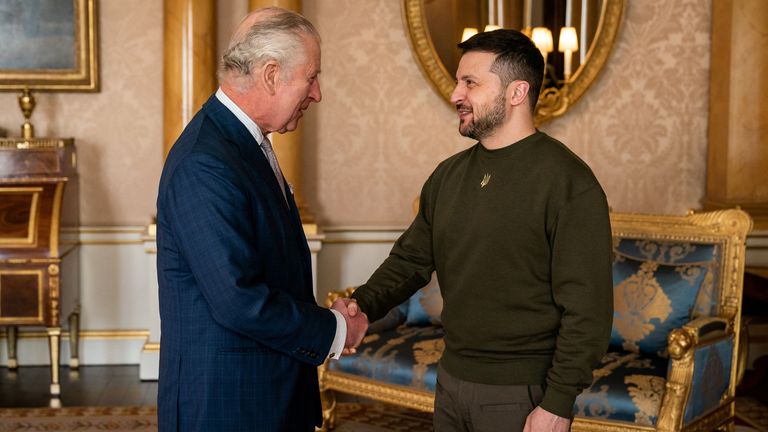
[{"xmin": 456, "ymin": 74, "xmax": 478, "ymax": 81}]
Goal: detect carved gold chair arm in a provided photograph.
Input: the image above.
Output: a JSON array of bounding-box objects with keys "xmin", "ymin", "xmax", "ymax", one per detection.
[
  {"xmin": 667, "ymin": 317, "xmax": 730, "ymax": 360},
  {"xmin": 324, "ymin": 287, "xmax": 357, "ymax": 308},
  {"xmin": 658, "ymin": 317, "xmax": 734, "ymax": 431}
]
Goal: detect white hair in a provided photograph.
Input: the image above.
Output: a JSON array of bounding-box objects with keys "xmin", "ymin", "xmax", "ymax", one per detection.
[{"xmin": 219, "ymin": 8, "xmax": 320, "ymax": 92}]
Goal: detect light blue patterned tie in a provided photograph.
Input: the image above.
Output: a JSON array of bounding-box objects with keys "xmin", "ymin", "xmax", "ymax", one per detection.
[{"xmin": 260, "ymin": 136, "xmax": 288, "ymax": 205}]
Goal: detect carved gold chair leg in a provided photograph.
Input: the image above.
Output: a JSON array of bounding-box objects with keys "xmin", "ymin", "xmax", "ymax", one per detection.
[
  {"xmin": 6, "ymin": 326, "xmax": 18, "ymax": 370},
  {"xmin": 47, "ymin": 327, "xmax": 61, "ymax": 396},
  {"xmin": 319, "ymin": 388, "xmax": 337, "ymax": 431},
  {"xmin": 68, "ymin": 306, "xmax": 81, "ymax": 369}
]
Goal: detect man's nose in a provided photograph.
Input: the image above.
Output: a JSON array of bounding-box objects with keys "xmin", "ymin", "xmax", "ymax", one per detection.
[
  {"xmin": 310, "ymin": 78, "xmax": 322, "ymax": 103},
  {"xmin": 450, "ymin": 84, "xmax": 463, "ymax": 105}
]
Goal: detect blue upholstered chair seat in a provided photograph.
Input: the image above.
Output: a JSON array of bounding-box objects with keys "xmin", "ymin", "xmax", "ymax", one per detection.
[
  {"xmin": 328, "ymin": 325, "xmax": 444, "ymax": 392},
  {"xmin": 575, "ymin": 350, "xmax": 669, "ymax": 427}
]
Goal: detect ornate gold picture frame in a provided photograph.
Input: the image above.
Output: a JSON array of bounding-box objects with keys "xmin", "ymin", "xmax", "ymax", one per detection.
[{"xmin": 0, "ymin": 0, "xmax": 98, "ymax": 91}]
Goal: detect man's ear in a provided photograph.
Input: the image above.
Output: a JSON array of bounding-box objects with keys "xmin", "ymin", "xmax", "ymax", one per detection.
[
  {"xmin": 262, "ymin": 61, "xmax": 280, "ymax": 96},
  {"xmin": 507, "ymin": 80, "xmax": 531, "ymax": 107}
]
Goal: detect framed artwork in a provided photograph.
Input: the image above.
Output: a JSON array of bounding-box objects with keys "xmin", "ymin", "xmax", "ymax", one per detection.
[{"xmin": 0, "ymin": 0, "xmax": 98, "ymax": 91}]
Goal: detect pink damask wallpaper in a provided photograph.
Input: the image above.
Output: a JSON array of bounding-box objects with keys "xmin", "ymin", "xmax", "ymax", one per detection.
[
  {"xmin": 303, "ymin": 0, "xmax": 712, "ymax": 226},
  {"xmin": 0, "ymin": 0, "xmax": 711, "ymax": 227}
]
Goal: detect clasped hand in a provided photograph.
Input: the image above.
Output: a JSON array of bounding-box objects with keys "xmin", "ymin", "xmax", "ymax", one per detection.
[{"xmin": 331, "ymin": 298, "xmax": 369, "ymax": 355}]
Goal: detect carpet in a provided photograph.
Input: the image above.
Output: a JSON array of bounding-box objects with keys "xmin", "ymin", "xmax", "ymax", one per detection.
[
  {"xmin": 0, "ymin": 403, "xmax": 433, "ymax": 432},
  {"xmin": 736, "ymin": 397, "xmax": 768, "ymax": 432}
]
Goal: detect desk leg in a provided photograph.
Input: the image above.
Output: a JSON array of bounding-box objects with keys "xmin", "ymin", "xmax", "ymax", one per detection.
[
  {"xmin": 68, "ymin": 307, "xmax": 80, "ymax": 369},
  {"xmin": 6, "ymin": 326, "xmax": 18, "ymax": 369},
  {"xmin": 47, "ymin": 327, "xmax": 61, "ymax": 396}
]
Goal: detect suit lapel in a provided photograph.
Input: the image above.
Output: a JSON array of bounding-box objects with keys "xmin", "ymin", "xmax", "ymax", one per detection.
[
  {"xmin": 202, "ymin": 95, "xmax": 291, "ymax": 214},
  {"xmin": 201, "ymin": 95, "xmax": 311, "ymax": 274}
]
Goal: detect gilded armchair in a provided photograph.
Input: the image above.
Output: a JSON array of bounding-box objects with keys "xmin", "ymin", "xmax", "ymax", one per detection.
[
  {"xmin": 571, "ymin": 209, "xmax": 751, "ymax": 432},
  {"xmin": 318, "ymin": 209, "xmax": 752, "ymax": 432}
]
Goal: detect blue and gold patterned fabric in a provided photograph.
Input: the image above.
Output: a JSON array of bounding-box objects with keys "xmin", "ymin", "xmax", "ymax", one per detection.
[
  {"xmin": 405, "ymin": 272, "xmax": 443, "ymax": 327},
  {"xmin": 329, "ymin": 325, "xmax": 444, "ymax": 391},
  {"xmin": 610, "ymin": 239, "xmax": 721, "ymax": 355},
  {"xmin": 574, "ymin": 350, "xmax": 669, "ymax": 426},
  {"xmin": 683, "ymin": 336, "xmax": 733, "ymax": 423}
]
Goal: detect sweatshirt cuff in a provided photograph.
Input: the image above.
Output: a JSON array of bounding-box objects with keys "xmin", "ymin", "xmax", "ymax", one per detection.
[{"xmin": 539, "ymin": 385, "xmax": 577, "ymax": 419}]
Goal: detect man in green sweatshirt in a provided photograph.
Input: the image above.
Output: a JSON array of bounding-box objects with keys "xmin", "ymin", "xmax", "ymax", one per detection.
[{"xmin": 337, "ymin": 29, "xmax": 613, "ymax": 432}]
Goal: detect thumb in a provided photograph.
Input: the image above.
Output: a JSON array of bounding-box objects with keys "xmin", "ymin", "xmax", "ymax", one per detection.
[{"xmin": 347, "ymin": 300, "xmax": 360, "ymax": 317}]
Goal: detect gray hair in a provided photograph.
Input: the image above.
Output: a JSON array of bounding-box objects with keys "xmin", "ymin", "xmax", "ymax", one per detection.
[{"xmin": 219, "ymin": 8, "xmax": 320, "ymax": 90}]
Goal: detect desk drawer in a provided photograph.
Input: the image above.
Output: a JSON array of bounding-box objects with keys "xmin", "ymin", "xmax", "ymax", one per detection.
[{"xmin": 0, "ymin": 263, "xmax": 57, "ymax": 326}]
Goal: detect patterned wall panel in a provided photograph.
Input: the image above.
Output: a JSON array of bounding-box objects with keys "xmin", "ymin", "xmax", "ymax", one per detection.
[
  {"xmin": 0, "ymin": 0, "xmax": 711, "ymax": 227},
  {"xmin": 304, "ymin": 0, "xmax": 712, "ymax": 225}
]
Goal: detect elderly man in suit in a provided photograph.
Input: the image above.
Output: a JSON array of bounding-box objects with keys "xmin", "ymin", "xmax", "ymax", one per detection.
[{"xmin": 156, "ymin": 8, "xmax": 367, "ymax": 431}]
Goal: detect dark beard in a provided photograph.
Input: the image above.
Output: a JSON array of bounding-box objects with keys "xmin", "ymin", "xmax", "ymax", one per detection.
[{"xmin": 460, "ymin": 93, "xmax": 506, "ymax": 140}]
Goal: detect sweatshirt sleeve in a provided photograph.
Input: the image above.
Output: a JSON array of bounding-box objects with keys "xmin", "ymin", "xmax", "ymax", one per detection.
[
  {"xmin": 351, "ymin": 176, "xmax": 437, "ymax": 322},
  {"xmin": 540, "ymin": 184, "xmax": 614, "ymax": 418}
]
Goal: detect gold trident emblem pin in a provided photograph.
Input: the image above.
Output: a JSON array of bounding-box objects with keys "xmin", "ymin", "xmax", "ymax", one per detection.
[{"xmin": 480, "ymin": 173, "xmax": 491, "ymax": 188}]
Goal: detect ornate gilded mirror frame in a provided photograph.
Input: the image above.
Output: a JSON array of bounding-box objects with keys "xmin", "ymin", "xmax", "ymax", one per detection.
[{"xmin": 403, "ymin": 0, "xmax": 624, "ymax": 126}]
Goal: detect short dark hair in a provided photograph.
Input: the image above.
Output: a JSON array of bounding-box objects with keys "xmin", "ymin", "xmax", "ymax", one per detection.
[{"xmin": 458, "ymin": 29, "xmax": 544, "ymax": 112}]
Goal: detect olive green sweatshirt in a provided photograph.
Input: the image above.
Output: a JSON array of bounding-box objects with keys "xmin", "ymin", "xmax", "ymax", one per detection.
[{"xmin": 351, "ymin": 131, "xmax": 613, "ymax": 418}]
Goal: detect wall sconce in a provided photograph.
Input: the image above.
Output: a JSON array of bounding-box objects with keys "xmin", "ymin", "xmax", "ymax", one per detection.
[
  {"xmin": 484, "ymin": 24, "xmax": 502, "ymax": 32},
  {"xmin": 558, "ymin": 26, "xmax": 579, "ymax": 80},
  {"xmin": 531, "ymin": 27, "xmax": 554, "ymax": 65}
]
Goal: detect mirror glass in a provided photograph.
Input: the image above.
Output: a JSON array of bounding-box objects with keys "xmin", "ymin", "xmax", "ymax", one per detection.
[{"xmin": 405, "ymin": 0, "xmax": 625, "ymax": 124}]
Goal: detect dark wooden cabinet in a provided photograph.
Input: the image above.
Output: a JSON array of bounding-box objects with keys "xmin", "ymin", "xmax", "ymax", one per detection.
[{"xmin": 0, "ymin": 137, "xmax": 79, "ymax": 399}]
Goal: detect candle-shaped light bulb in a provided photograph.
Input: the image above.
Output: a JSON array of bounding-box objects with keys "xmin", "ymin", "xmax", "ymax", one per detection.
[
  {"xmin": 531, "ymin": 27, "xmax": 553, "ymax": 65},
  {"xmin": 461, "ymin": 27, "xmax": 478, "ymax": 42},
  {"xmin": 558, "ymin": 26, "xmax": 579, "ymax": 80}
]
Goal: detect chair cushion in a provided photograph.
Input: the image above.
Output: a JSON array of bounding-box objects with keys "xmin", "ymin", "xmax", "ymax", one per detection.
[
  {"xmin": 574, "ymin": 350, "xmax": 669, "ymax": 426},
  {"xmin": 329, "ymin": 325, "xmax": 444, "ymax": 392},
  {"xmin": 405, "ymin": 272, "xmax": 443, "ymax": 326},
  {"xmin": 610, "ymin": 239, "xmax": 719, "ymax": 356}
]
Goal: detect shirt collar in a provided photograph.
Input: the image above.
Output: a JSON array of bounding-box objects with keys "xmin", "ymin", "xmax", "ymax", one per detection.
[{"xmin": 215, "ymin": 87, "xmax": 267, "ymax": 146}]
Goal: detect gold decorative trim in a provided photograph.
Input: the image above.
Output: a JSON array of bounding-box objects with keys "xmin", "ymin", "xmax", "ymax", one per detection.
[
  {"xmin": 322, "ymin": 369, "xmax": 435, "ymax": 412},
  {"xmin": 571, "ymin": 417, "xmax": 655, "ymax": 432},
  {"xmin": 682, "ymin": 402, "xmax": 733, "ymax": 431},
  {"xmin": 50, "ymin": 182, "xmax": 65, "ymax": 257},
  {"xmin": 0, "ymin": 329, "xmax": 150, "ymax": 340},
  {"xmin": 0, "ymin": 187, "xmax": 42, "ymax": 246},
  {"xmin": 402, "ymin": 0, "xmax": 626, "ymax": 125},
  {"xmin": 0, "ymin": 137, "xmax": 73, "ymax": 149},
  {"xmin": 143, "ymin": 342, "xmax": 160, "ymax": 352},
  {"xmin": 0, "ymin": 270, "xmax": 44, "ymax": 324}
]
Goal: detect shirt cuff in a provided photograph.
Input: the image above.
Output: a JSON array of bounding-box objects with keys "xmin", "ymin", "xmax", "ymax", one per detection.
[{"xmin": 327, "ymin": 309, "xmax": 347, "ymax": 360}]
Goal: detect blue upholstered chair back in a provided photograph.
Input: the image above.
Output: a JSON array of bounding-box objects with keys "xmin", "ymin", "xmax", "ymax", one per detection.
[{"xmin": 610, "ymin": 238, "xmax": 720, "ymax": 357}]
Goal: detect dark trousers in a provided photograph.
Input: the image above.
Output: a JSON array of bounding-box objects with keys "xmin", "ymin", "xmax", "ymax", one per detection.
[{"xmin": 433, "ymin": 364, "xmax": 545, "ymax": 432}]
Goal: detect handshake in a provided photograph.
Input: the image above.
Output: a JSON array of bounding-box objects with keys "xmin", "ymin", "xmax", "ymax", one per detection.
[{"xmin": 331, "ymin": 298, "xmax": 369, "ymax": 355}]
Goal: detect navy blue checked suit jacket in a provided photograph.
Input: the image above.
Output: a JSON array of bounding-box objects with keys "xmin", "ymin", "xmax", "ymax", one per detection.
[{"xmin": 156, "ymin": 94, "xmax": 336, "ymax": 431}]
